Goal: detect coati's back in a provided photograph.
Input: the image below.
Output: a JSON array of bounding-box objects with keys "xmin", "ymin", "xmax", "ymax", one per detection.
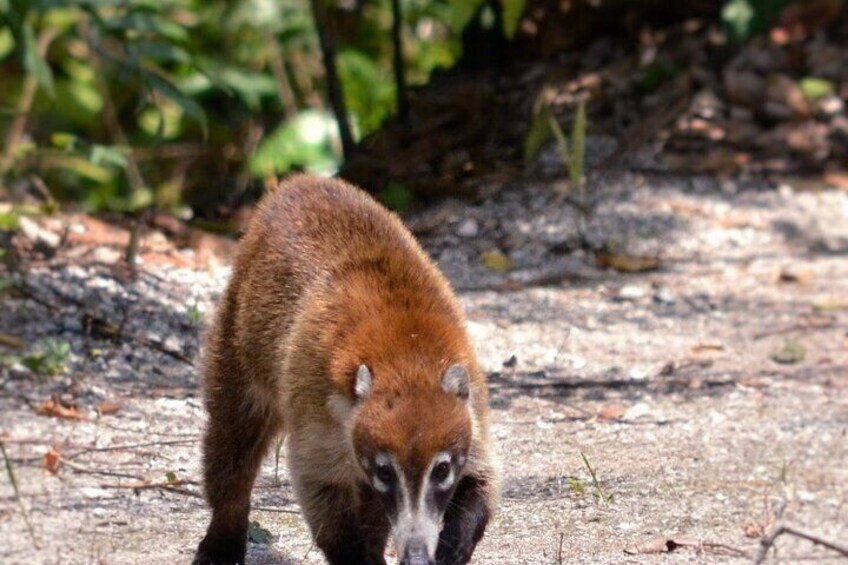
[{"xmin": 206, "ymin": 175, "xmax": 464, "ymax": 393}]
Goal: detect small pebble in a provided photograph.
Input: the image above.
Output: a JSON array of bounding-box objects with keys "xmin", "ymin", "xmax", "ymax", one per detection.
[
  {"xmin": 615, "ymin": 285, "xmax": 646, "ymax": 301},
  {"xmin": 457, "ymin": 218, "xmax": 479, "ymax": 238}
]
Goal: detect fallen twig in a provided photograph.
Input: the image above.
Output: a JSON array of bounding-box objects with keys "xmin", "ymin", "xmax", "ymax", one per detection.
[
  {"xmin": 751, "ymin": 522, "xmax": 848, "ymax": 564},
  {"xmin": 254, "ymin": 505, "xmax": 300, "ymax": 515},
  {"xmin": 65, "ymin": 438, "xmax": 197, "ymax": 459},
  {"xmin": 98, "ymin": 478, "xmax": 202, "ymax": 498},
  {"xmin": 1, "ymin": 441, "xmax": 41, "ymax": 549},
  {"xmin": 60, "ymin": 458, "xmax": 147, "ymax": 481}
]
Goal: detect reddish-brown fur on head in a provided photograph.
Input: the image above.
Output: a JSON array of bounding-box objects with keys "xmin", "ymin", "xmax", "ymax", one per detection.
[{"xmin": 352, "ymin": 372, "xmax": 473, "ymax": 479}]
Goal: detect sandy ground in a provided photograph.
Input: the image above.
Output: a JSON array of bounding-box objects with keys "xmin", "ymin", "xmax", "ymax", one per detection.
[{"xmin": 1, "ymin": 173, "xmax": 847, "ymax": 564}]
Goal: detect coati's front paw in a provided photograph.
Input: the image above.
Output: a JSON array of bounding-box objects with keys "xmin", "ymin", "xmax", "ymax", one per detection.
[{"xmin": 192, "ymin": 535, "xmax": 246, "ymax": 565}]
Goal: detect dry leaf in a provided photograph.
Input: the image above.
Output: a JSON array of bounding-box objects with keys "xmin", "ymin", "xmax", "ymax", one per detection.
[
  {"xmin": 691, "ymin": 341, "xmax": 725, "ymax": 354},
  {"xmin": 97, "ymin": 401, "xmax": 121, "ymax": 415},
  {"xmin": 813, "ymin": 298, "xmax": 848, "ymax": 312},
  {"xmin": 0, "ymin": 333, "xmax": 25, "ymax": 350},
  {"xmin": 597, "ymin": 405, "xmax": 626, "ymax": 421},
  {"xmin": 823, "ymin": 171, "xmax": 848, "ymax": 191},
  {"xmin": 738, "ymin": 377, "xmax": 770, "ymax": 388},
  {"xmin": 595, "ymin": 250, "xmax": 661, "ymax": 273},
  {"xmin": 42, "ymin": 448, "xmax": 61, "ymax": 474},
  {"xmin": 37, "ymin": 396, "xmax": 85, "ymax": 421},
  {"xmin": 744, "ymin": 521, "xmax": 766, "ymax": 538},
  {"xmin": 771, "ymin": 340, "xmax": 806, "ymax": 364},
  {"xmin": 778, "ymin": 268, "xmax": 812, "ymax": 284}
]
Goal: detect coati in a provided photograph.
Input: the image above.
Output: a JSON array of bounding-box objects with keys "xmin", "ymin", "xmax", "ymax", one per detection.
[{"xmin": 194, "ymin": 175, "xmax": 498, "ymax": 565}]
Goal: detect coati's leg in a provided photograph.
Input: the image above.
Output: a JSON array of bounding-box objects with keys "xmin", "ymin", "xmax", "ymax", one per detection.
[
  {"xmin": 298, "ymin": 480, "xmax": 390, "ymax": 565},
  {"xmin": 435, "ymin": 474, "xmax": 493, "ymax": 565},
  {"xmin": 194, "ymin": 385, "xmax": 282, "ymax": 565}
]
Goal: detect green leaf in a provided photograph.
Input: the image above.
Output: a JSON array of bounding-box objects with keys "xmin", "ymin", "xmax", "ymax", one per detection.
[
  {"xmin": 21, "ymin": 22, "xmax": 55, "ymax": 97},
  {"xmin": 501, "ymin": 0, "xmax": 525, "ymax": 39},
  {"xmin": 215, "ymin": 67, "xmax": 277, "ymax": 111},
  {"xmin": 524, "ymin": 101, "xmax": 552, "ymax": 163},
  {"xmin": 165, "ymin": 471, "xmax": 178, "ymax": 483},
  {"xmin": 570, "ymin": 101, "xmax": 586, "ymax": 185},
  {"xmin": 0, "ymin": 212, "xmax": 20, "ymax": 231},
  {"xmin": 145, "ymin": 72, "xmax": 208, "ymax": 137},
  {"xmin": 89, "ymin": 145, "xmax": 129, "ymax": 168},
  {"xmin": 131, "ymin": 40, "xmax": 192, "ymax": 65},
  {"xmin": 722, "ymin": 0, "xmax": 755, "ymax": 41},
  {"xmin": 249, "ymin": 111, "xmax": 339, "ymax": 177},
  {"xmin": 40, "ymin": 154, "xmax": 113, "ymax": 184},
  {"xmin": 380, "ymin": 182, "xmax": 413, "ymax": 212},
  {"xmin": 799, "ymin": 77, "xmax": 834, "ymax": 101},
  {"xmin": 51, "ymin": 132, "xmax": 77, "ymax": 149}
]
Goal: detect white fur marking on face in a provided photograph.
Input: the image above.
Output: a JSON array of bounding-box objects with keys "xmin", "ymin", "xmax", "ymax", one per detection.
[
  {"xmin": 355, "ymin": 364, "xmax": 372, "ymax": 399},
  {"xmin": 442, "ymin": 364, "xmax": 470, "ymax": 399}
]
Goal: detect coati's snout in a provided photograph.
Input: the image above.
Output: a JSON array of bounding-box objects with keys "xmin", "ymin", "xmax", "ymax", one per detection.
[{"xmin": 352, "ymin": 364, "xmax": 473, "ymax": 564}]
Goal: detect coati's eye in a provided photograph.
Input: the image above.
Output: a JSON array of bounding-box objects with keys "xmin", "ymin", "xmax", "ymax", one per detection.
[
  {"xmin": 432, "ymin": 461, "xmax": 451, "ymax": 484},
  {"xmin": 375, "ymin": 464, "xmax": 394, "ymax": 485}
]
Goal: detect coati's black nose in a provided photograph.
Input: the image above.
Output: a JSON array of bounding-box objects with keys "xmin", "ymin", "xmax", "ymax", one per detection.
[{"xmin": 401, "ymin": 541, "xmax": 434, "ymax": 565}]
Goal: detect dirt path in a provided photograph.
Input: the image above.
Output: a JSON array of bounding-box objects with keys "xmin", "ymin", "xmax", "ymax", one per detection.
[{"xmin": 2, "ymin": 173, "xmax": 847, "ymax": 564}]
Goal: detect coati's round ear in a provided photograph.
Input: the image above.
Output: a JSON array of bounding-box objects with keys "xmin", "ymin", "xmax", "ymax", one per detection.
[
  {"xmin": 355, "ymin": 364, "xmax": 372, "ymax": 400},
  {"xmin": 442, "ymin": 364, "xmax": 470, "ymax": 400}
]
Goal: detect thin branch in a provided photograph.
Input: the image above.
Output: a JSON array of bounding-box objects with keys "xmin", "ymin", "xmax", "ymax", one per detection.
[
  {"xmin": 751, "ymin": 522, "xmax": 848, "ymax": 564},
  {"xmin": 98, "ymin": 479, "xmax": 201, "ymax": 498},
  {"xmin": 267, "ymin": 33, "xmax": 299, "ymax": 117},
  {"xmin": 65, "ymin": 438, "xmax": 197, "ymax": 460},
  {"xmin": 253, "ymin": 506, "xmax": 300, "ymax": 515},
  {"xmin": 0, "ymin": 27, "xmax": 59, "ymax": 178},
  {"xmin": 390, "ymin": 0, "xmax": 409, "ymax": 125},
  {"xmin": 1, "ymin": 441, "xmax": 41, "ymax": 549},
  {"xmin": 309, "ymin": 0, "xmax": 354, "ymax": 159}
]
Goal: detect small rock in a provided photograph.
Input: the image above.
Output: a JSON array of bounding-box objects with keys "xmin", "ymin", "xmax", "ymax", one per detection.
[
  {"xmin": 615, "ymin": 285, "xmax": 646, "ymax": 301},
  {"xmin": 18, "ymin": 216, "xmax": 61, "ymax": 250},
  {"xmin": 723, "ymin": 69, "xmax": 764, "ymax": 109},
  {"xmin": 92, "ymin": 246, "xmax": 121, "ymax": 264},
  {"xmin": 815, "ymin": 94, "xmax": 843, "ymax": 117},
  {"xmin": 8, "ymin": 362, "xmax": 33, "ymax": 380},
  {"xmin": 653, "ymin": 286, "xmax": 675, "ymax": 304},
  {"xmin": 457, "ymin": 218, "xmax": 479, "ymax": 238},
  {"xmin": 765, "ymin": 74, "xmax": 811, "ymax": 119},
  {"xmin": 623, "ymin": 402, "xmax": 651, "ymax": 421}
]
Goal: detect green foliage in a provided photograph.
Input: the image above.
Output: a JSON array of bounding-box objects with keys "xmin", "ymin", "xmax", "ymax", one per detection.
[
  {"xmin": 722, "ymin": 0, "xmax": 798, "ymax": 41},
  {"xmin": 501, "ymin": 0, "xmax": 526, "ymax": 39},
  {"xmin": 338, "ymin": 48, "xmax": 395, "ymax": 137},
  {"xmin": 380, "ymin": 181, "xmax": 413, "ymax": 212},
  {"xmin": 248, "ymin": 110, "xmax": 340, "ymax": 177},
  {"xmin": 21, "ymin": 339, "xmax": 71, "ymax": 375},
  {"xmin": 186, "ymin": 302, "xmax": 202, "ymax": 326},
  {"xmin": 525, "ymin": 94, "xmax": 587, "ymax": 187},
  {"xmin": 567, "ymin": 476, "xmax": 586, "ymax": 495},
  {"xmin": 570, "ymin": 101, "xmax": 586, "ymax": 186},
  {"xmin": 579, "ymin": 450, "xmax": 613, "ymax": 505},
  {"xmin": 1, "ymin": 0, "xmax": 505, "ymax": 213},
  {"xmin": 799, "ymin": 77, "xmax": 834, "ymax": 101}
]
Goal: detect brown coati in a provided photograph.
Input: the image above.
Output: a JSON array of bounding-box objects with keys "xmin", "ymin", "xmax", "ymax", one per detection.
[{"xmin": 194, "ymin": 175, "xmax": 498, "ymax": 565}]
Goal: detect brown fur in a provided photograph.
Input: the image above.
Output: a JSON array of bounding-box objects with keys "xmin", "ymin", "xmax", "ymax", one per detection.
[{"xmin": 194, "ymin": 175, "xmax": 497, "ymax": 565}]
